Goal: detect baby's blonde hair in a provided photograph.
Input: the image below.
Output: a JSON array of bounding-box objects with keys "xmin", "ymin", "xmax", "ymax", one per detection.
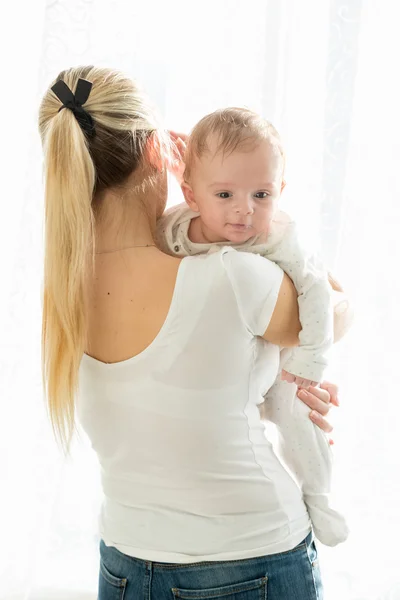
[{"xmin": 183, "ymin": 107, "xmax": 285, "ymax": 182}]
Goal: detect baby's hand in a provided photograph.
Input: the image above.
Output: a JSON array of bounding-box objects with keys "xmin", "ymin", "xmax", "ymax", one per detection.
[
  {"xmin": 281, "ymin": 369, "xmax": 318, "ymax": 389},
  {"xmin": 167, "ymin": 130, "xmax": 187, "ymax": 185}
]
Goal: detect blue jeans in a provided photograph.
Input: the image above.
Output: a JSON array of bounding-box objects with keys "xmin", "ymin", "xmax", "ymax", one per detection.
[{"xmin": 98, "ymin": 531, "xmax": 323, "ymax": 599}]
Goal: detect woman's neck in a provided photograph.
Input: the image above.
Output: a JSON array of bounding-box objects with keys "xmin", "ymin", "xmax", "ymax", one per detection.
[
  {"xmin": 95, "ymin": 215, "xmax": 155, "ymax": 253},
  {"xmin": 94, "ymin": 196, "xmax": 156, "ymax": 254},
  {"xmin": 93, "ymin": 169, "xmax": 167, "ymax": 254}
]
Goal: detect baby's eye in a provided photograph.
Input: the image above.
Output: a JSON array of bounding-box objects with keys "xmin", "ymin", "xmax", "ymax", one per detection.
[
  {"xmin": 254, "ymin": 191, "xmax": 269, "ymax": 199},
  {"xmin": 216, "ymin": 192, "xmax": 232, "ymax": 199}
]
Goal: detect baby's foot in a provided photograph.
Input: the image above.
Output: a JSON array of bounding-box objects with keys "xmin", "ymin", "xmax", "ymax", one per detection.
[
  {"xmin": 281, "ymin": 369, "xmax": 318, "ymax": 389},
  {"xmin": 304, "ymin": 493, "xmax": 350, "ymax": 547}
]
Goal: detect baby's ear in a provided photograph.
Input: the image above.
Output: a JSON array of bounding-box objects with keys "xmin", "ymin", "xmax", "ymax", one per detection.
[{"xmin": 181, "ymin": 182, "xmax": 199, "ymax": 212}]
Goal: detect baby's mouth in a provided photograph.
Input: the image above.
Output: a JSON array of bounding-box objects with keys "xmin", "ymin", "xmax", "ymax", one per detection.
[{"xmin": 228, "ymin": 223, "xmax": 252, "ymax": 230}]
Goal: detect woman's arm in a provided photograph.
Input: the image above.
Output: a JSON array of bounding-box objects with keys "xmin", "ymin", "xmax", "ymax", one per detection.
[
  {"xmin": 262, "ymin": 273, "xmax": 301, "ymax": 347},
  {"xmin": 262, "ymin": 273, "xmax": 346, "ymax": 442},
  {"xmin": 262, "ymin": 272, "xmax": 353, "ymax": 347}
]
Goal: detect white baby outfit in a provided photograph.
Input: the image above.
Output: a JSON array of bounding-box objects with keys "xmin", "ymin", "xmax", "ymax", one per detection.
[{"xmin": 156, "ymin": 203, "xmax": 349, "ymax": 546}]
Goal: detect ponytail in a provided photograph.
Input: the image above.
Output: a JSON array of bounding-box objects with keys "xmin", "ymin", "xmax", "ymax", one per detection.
[{"xmin": 41, "ymin": 107, "xmax": 95, "ymax": 455}]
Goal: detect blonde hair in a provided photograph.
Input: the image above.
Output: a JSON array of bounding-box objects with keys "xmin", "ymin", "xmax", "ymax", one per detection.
[
  {"xmin": 183, "ymin": 107, "xmax": 285, "ymax": 182},
  {"xmin": 39, "ymin": 65, "xmax": 171, "ymax": 455}
]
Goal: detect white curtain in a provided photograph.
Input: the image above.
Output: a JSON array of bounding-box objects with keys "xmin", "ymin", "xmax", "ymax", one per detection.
[{"xmin": 1, "ymin": 1, "xmax": 399, "ymax": 598}]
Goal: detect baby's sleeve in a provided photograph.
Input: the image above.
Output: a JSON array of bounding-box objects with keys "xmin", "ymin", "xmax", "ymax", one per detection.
[
  {"xmin": 262, "ymin": 220, "xmax": 333, "ymax": 382},
  {"xmin": 155, "ymin": 203, "xmax": 188, "ymax": 256},
  {"xmin": 221, "ymin": 248, "xmax": 284, "ymax": 336}
]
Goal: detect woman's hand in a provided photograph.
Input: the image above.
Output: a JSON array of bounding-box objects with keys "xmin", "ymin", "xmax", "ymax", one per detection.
[
  {"xmin": 328, "ymin": 272, "xmax": 354, "ymax": 343},
  {"xmin": 167, "ymin": 130, "xmax": 188, "ymax": 185},
  {"xmin": 297, "ymin": 381, "xmax": 339, "ymax": 445}
]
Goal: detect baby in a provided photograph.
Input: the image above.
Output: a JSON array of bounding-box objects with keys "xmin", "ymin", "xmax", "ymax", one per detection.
[{"xmin": 157, "ymin": 108, "xmax": 349, "ymax": 546}]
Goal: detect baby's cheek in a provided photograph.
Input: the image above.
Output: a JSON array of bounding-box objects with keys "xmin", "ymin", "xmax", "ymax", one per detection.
[
  {"xmin": 207, "ymin": 211, "xmax": 226, "ymax": 232},
  {"xmin": 255, "ymin": 217, "xmax": 272, "ymax": 235}
]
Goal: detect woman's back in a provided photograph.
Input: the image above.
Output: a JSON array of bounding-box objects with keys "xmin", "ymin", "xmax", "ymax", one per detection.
[
  {"xmin": 84, "ymin": 247, "xmax": 181, "ymax": 364},
  {"xmin": 78, "ymin": 248, "xmax": 310, "ymax": 563}
]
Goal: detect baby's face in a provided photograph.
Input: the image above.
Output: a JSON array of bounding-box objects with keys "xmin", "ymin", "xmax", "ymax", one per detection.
[{"xmin": 185, "ymin": 135, "xmax": 284, "ymax": 244}]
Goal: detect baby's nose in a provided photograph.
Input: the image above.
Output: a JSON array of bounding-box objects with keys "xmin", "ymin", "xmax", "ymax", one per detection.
[{"xmin": 235, "ymin": 198, "xmax": 254, "ymax": 214}]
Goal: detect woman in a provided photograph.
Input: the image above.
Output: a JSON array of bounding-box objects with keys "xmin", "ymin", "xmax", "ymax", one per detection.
[{"xmin": 39, "ymin": 66, "xmax": 348, "ymax": 600}]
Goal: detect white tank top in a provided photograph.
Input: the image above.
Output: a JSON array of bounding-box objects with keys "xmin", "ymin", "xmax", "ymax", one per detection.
[{"xmin": 77, "ymin": 247, "xmax": 311, "ymax": 563}]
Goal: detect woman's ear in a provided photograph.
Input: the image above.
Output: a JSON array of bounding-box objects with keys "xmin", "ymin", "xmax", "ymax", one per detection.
[{"xmin": 181, "ymin": 182, "xmax": 199, "ymax": 212}]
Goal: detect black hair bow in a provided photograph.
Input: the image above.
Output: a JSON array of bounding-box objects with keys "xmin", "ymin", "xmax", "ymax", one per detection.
[{"xmin": 51, "ymin": 78, "xmax": 95, "ymax": 139}]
